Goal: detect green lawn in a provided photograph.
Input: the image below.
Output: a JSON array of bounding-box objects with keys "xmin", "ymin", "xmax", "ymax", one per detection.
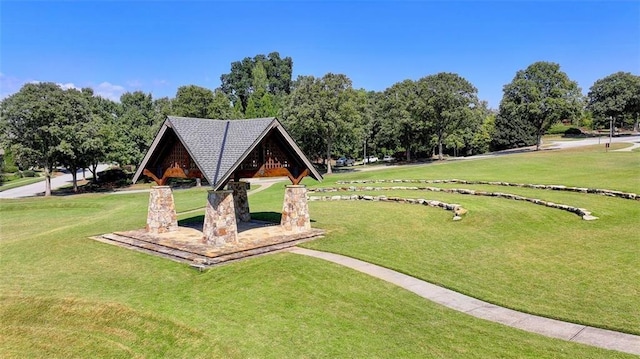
[
  {"xmin": 297, "ymin": 144, "xmax": 639, "ymax": 334},
  {"xmin": 0, "ymin": 145, "xmax": 638, "ymax": 357}
]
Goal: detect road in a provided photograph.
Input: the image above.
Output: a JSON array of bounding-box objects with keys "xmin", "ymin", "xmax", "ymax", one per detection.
[
  {"xmin": 0, "ymin": 164, "xmax": 111, "ymax": 199},
  {"xmin": 547, "ymin": 134, "xmax": 640, "ymax": 151}
]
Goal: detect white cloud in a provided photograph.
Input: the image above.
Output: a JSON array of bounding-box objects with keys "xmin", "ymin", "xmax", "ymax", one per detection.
[
  {"xmin": 57, "ymin": 82, "xmax": 78, "ymax": 90},
  {"xmin": 95, "ymin": 81, "xmax": 126, "ymax": 102}
]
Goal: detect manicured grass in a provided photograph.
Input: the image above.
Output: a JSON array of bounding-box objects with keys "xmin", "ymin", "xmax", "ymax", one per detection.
[
  {"xmin": 0, "ymin": 145, "xmax": 638, "ymax": 357},
  {"xmin": 293, "ymin": 145, "xmax": 639, "ymax": 335},
  {"xmin": 314, "ymin": 143, "xmax": 639, "ymax": 192},
  {"xmin": 0, "ymin": 204, "xmax": 631, "ymax": 358}
]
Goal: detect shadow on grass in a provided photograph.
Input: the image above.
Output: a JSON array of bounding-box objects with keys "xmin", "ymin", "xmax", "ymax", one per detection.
[
  {"xmin": 178, "ymin": 212, "xmax": 315, "ymax": 228},
  {"xmin": 177, "ymin": 212, "xmax": 284, "ymax": 227},
  {"xmin": 251, "ymin": 211, "xmax": 282, "ymax": 223}
]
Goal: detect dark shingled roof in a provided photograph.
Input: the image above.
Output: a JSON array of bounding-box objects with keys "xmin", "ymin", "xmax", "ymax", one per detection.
[{"xmin": 132, "ymin": 116, "xmax": 322, "ymax": 190}]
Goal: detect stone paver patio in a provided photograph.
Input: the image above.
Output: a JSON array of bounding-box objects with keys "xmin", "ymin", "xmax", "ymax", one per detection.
[{"xmin": 94, "ymin": 220, "xmax": 324, "ymax": 268}]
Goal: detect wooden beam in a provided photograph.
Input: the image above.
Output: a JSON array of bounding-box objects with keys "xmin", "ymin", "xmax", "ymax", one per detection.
[
  {"xmin": 234, "ymin": 165, "xmax": 309, "ymax": 185},
  {"xmin": 143, "ymin": 165, "xmax": 202, "ymax": 186},
  {"xmin": 289, "ymin": 168, "xmax": 309, "ymax": 185}
]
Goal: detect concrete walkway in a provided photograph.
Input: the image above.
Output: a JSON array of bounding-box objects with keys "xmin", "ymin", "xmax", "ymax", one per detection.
[
  {"xmin": 289, "ymin": 247, "xmax": 640, "ymax": 355},
  {"xmin": 547, "ymin": 135, "xmax": 640, "ymax": 152},
  {"xmin": 0, "ymin": 164, "xmax": 110, "ymax": 199}
]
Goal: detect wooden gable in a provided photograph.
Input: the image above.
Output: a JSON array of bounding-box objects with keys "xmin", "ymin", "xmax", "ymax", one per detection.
[{"xmin": 234, "ymin": 130, "xmax": 309, "ymax": 185}]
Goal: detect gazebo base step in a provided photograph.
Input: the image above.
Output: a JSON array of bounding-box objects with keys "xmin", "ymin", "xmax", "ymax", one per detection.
[{"xmin": 91, "ymin": 224, "xmax": 324, "ymax": 268}]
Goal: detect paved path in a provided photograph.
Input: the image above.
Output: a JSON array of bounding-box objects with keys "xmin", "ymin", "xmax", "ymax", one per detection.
[
  {"xmin": 0, "ymin": 164, "xmax": 110, "ymax": 199},
  {"xmin": 548, "ymin": 135, "xmax": 640, "ymax": 151},
  {"xmin": 244, "ymin": 176, "xmax": 289, "ymax": 195},
  {"xmin": 289, "ymin": 247, "xmax": 640, "ymax": 355}
]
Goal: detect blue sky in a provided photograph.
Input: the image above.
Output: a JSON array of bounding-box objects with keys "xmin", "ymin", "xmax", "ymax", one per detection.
[{"xmin": 1, "ymin": 1, "xmax": 638, "ymax": 108}]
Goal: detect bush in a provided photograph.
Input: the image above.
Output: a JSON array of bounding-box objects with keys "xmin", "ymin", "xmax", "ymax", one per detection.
[
  {"xmin": 97, "ymin": 168, "xmax": 128, "ymax": 183},
  {"xmin": 21, "ymin": 170, "xmax": 38, "ymax": 178},
  {"xmin": 546, "ymin": 123, "xmax": 572, "ymax": 135},
  {"xmin": 2, "ymin": 149, "xmax": 19, "ymax": 173},
  {"xmin": 3, "ymin": 164, "xmax": 18, "ymax": 173},
  {"xmin": 564, "ymin": 127, "xmax": 583, "ymax": 136}
]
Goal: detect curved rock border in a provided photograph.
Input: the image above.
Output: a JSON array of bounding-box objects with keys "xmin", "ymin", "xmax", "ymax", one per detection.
[
  {"xmin": 309, "ymin": 186, "xmax": 597, "ymax": 220},
  {"xmin": 308, "ymin": 193, "xmax": 467, "ymax": 221},
  {"xmin": 335, "ymin": 179, "xmax": 639, "ymax": 201}
]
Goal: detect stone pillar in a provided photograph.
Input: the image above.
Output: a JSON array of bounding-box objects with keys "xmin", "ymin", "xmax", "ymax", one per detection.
[
  {"xmin": 281, "ymin": 185, "xmax": 311, "ymax": 233},
  {"xmin": 146, "ymin": 186, "xmax": 178, "ymax": 234},
  {"xmin": 228, "ymin": 181, "xmax": 251, "ymax": 222},
  {"xmin": 202, "ymin": 190, "xmax": 238, "ymax": 247}
]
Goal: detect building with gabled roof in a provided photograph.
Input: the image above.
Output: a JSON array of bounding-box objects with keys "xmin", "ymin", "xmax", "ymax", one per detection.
[
  {"xmin": 132, "ymin": 116, "xmax": 322, "ymax": 189},
  {"xmin": 123, "ymin": 116, "xmax": 323, "ymax": 257}
]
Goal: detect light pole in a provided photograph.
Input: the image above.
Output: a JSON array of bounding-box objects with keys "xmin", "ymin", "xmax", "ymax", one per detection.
[
  {"xmin": 363, "ymin": 138, "xmax": 367, "ymax": 165},
  {"xmin": 609, "ymin": 116, "xmax": 613, "ymax": 145}
]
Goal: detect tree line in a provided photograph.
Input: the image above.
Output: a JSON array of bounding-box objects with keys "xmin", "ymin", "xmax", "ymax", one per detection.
[{"xmin": 1, "ymin": 51, "xmax": 639, "ymax": 194}]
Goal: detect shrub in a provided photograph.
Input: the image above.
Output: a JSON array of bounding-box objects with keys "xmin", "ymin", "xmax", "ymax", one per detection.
[
  {"xmin": 546, "ymin": 123, "xmax": 571, "ymax": 135},
  {"xmin": 564, "ymin": 127, "xmax": 583, "ymax": 136},
  {"xmin": 2, "ymin": 149, "xmax": 19, "ymax": 173},
  {"xmin": 3, "ymin": 164, "xmax": 18, "ymax": 173},
  {"xmin": 21, "ymin": 170, "xmax": 38, "ymax": 177}
]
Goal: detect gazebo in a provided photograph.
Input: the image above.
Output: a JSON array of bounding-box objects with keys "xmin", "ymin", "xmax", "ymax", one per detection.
[{"xmin": 131, "ymin": 116, "xmax": 323, "ymax": 248}]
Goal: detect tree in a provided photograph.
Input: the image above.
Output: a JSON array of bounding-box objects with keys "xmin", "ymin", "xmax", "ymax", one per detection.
[
  {"xmin": 172, "ymin": 85, "xmax": 215, "ymax": 118},
  {"xmin": 220, "ymin": 52, "xmax": 293, "ymax": 111},
  {"xmin": 115, "ymin": 91, "xmax": 155, "ymax": 166},
  {"xmin": 494, "ymin": 61, "xmax": 583, "ymax": 150},
  {"xmin": 378, "ymin": 80, "xmax": 421, "ymax": 161},
  {"xmin": 0, "ymin": 83, "xmax": 86, "ymax": 196},
  {"xmin": 209, "ymin": 90, "xmax": 235, "ymax": 119},
  {"xmin": 364, "ymin": 91, "xmax": 385, "ymax": 158},
  {"xmin": 56, "ymin": 88, "xmax": 93, "ymax": 192},
  {"xmin": 83, "ymin": 92, "xmax": 119, "ymax": 181},
  {"xmin": 245, "ymin": 62, "xmax": 277, "ymax": 118},
  {"xmin": 471, "ymin": 110, "xmax": 496, "ymax": 154},
  {"xmin": 282, "ymin": 73, "xmax": 362, "ymax": 174},
  {"xmin": 587, "ymin": 72, "xmax": 640, "ymax": 131},
  {"xmin": 415, "ymin": 73, "xmax": 480, "ymax": 160}
]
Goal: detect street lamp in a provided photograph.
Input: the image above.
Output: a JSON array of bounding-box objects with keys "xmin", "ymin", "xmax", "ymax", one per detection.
[
  {"xmin": 609, "ymin": 116, "xmax": 613, "ymax": 145},
  {"xmin": 363, "ymin": 138, "xmax": 367, "ymax": 165}
]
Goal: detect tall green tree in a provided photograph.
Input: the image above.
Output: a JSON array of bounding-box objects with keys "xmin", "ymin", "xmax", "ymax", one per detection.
[
  {"xmin": 281, "ymin": 76, "xmax": 325, "ymax": 162},
  {"xmin": 378, "ymin": 80, "xmax": 421, "ymax": 160},
  {"xmin": 415, "ymin": 73, "xmax": 479, "ymax": 160},
  {"xmin": 494, "ymin": 61, "xmax": 583, "ymax": 150},
  {"xmin": 56, "ymin": 88, "xmax": 93, "ymax": 192},
  {"xmin": 0, "ymin": 83, "xmax": 88, "ymax": 195},
  {"xmin": 587, "ymin": 72, "xmax": 640, "ymax": 131},
  {"xmin": 152, "ymin": 97, "xmax": 173, "ymax": 128},
  {"xmin": 172, "ymin": 85, "xmax": 215, "ymax": 118},
  {"xmin": 83, "ymin": 91, "xmax": 119, "ymax": 180},
  {"xmin": 115, "ymin": 91, "xmax": 155, "ymax": 166},
  {"xmin": 245, "ymin": 62, "xmax": 277, "ymax": 118},
  {"xmin": 209, "ymin": 90, "xmax": 235, "ymax": 119},
  {"xmin": 282, "ymin": 73, "xmax": 362, "ymax": 174},
  {"xmin": 364, "ymin": 90, "xmax": 385, "ymax": 158},
  {"xmin": 220, "ymin": 52, "xmax": 293, "ymax": 112},
  {"xmin": 444, "ymin": 102, "xmax": 493, "ymax": 157}
]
